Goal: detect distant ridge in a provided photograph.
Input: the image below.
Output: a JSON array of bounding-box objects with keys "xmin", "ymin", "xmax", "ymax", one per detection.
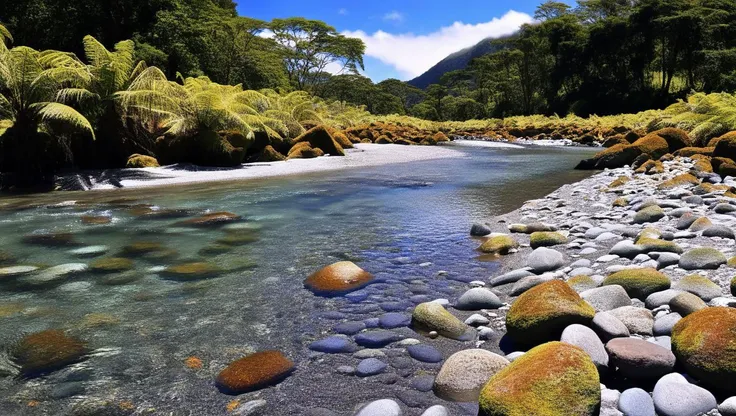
[{"xmin": 407, "ymin": 35, "xmax": 513, "ymax": 89}]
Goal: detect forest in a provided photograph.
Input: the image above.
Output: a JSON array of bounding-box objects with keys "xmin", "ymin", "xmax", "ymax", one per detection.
[{"xmin": 2, "ymin": 0, "xmax": 736, "ymax": 188}]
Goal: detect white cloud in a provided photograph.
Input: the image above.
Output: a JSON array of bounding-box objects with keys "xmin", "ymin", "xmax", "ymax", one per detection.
[
  {"xmin": 383, "ymin": 11, "xmax": 404, "ymax": 22},
  {"xmin": 343, "ymin": 10, "xmax": 534, "ymax": 80},
  {"xmin": 338, "ymin": 8, "xmax": 348, "ymax": 15}
]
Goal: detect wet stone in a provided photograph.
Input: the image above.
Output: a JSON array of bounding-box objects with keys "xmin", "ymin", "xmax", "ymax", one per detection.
[
  {"xmin": 308, "ymin": 336, "xmax": 356, "ymax": 353},
  {"xmin": 407, "ymin": 344, "xmax": 443, "ymax": 363},
  {"xmin": 379, "ymin": 313, "xmax": 411, "ymax": 329},
  {"xmin": 354, "ymin": 330, "xmax": 404, "ymax": 348}
]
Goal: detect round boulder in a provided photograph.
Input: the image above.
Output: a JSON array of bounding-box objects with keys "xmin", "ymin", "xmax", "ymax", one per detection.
[
  {"xmin": 433, "ymin": 349, "xmax": 509, "ymax": 402},
  {"xmin": 605, "ymin": 337, "xmax": 676, "ymax": 380},
  {"xmin": 601, "ymin": 268, "xmax": 670, "ymax": 299},
  {"xmin": 303, "ymin": 261, "xmax": 374, "ymax": 296},
  {"xmin": 679, "ymin": 248, "xmax": 727, "ymax": 270}
]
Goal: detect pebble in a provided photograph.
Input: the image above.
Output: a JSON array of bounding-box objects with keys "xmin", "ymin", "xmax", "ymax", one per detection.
[
  {"xmin": 719, "ymin": 397, "xmax": 736, "ymax": 416},
  {"xmin": 356, "ymin": 358, "xmax": 388, "ymax": 377},
  {"xmin": 652, "ymin": 373, "xmax": 717, "ymax": 416},
  {"xmin": 581, "ymin": 285, "xmax": 632, "ymax": 312},
  {"xmin": 560, "ymin": 324, "xmax": 608, "ymax": 371},
  {"xmin": 464, "ymin": 314, "xmax": 490, "ymax": 326},
  {"xmin": 653, "ymin": 312, "xmax": 682, "ymax": 336},
  {"xmin": 490, "ymin": 269, "xmax": 534, "ymax": 286},
  {"xmin": 609, "ymin": 306, "xmax": 654, "ymax": 336},
  {"xmin": 420, "ymin": 406, "xmax": 449, "ymax": 416},
  {"xmin": 433, "ymin": 349, "xmax": 509, "ymax": 402},
  {"xmin": 309, "ymin": 336, "xmax": 356, "ymax": 353},
  {"xmin": 619, "ymin": 388, "xmax": 656, "ymax": 416},
  {"xmin": 378, "ymin": 313, "xmax": 411, "ymax": 329},
  {"xmin": 454, "ymin": 288, "xmax": 502, "ymax": 310},
  {"xmin": 355, "ymin": 399, "xmax": 402, "ymax": 416},
  {"xmin": 592, "ymin": 311, "xmax": 631, "ymax": 341},
  {"xmin": 354, "ymin": 330, "xmax": 404, "ymax": 348},
  {"xmin": 406, "ymin": 345, "xmax": 443, "ymax": 363},
  {"xmin": 527, "ymin": 247, "xmax": 565, "ymax": 273}
]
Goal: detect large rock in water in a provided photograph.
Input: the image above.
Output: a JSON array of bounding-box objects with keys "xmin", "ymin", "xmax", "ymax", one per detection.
[
  {"xmin": 506, "ymin": 281, "xmax": 596, "ymax": 346},
  {"xmin": 303, "ymin": 261, "xmax": 374, "ymax": 296},
  {"xmin": 478, "ymin": 342, "xmax": 600, "ymax": 416},
  {"xmin": 672, "ymin": 307, "xmax": 736, "ymax": 393},
  {"xmin": 433, "ymin": 349, "xmax": 510, "ymax": 402},
  {"xmin": 216, "ymin": 351, "xmax": 294, "ymax": 394},
  {"xmin": 11, "ymin": 330, "xmax": 89, "ymax": 377},
  {"xmin": 411, "ymin": 302, "xmax": 474, "ymax": 340},
  {"xmin": 292, "ymin": 125, "xmax": 345, "ymax": 156}
]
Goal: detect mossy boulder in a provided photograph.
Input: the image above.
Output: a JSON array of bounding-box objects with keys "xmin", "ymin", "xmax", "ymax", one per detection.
[
  {"xmin": 635, "ymin": 237, "xmax": 683, "ymax": 254},
  {"xmin": 612, "ymin": 197, "xmax": 628, "ymax": 207},
  {"xmin": 22, "ymin": 232, "xmax": 79, "ymax": 247},
  {"xmin": 674, "ymin": 147, "xmax": 715, "ymax": 158},
  {"xmin": 689, "ymin": 217, "xmax": 713, "ymax": 232},
  {"xmin": 255, "ymin": 145, "xmax": 286, "ymax": 162},
  {"xmin": 633, "ymin": 205, "xmax": 665, "ymax": 224},
  {"xmin": 609, "ymin": 176, "xmax": 631, "ymax": 188},
  {"xmin": 566, "ymin": 275, "xmax": 599, "ymax": 293},
  {"xmin": 657, "ymin": 173, "xmax": 699, "ymax": 190},
  {"xmin": 287, "ymin": 142, "xmax": 325, "ymax": 159},
  {"xmin": 433, "ymin": 132, "xmax": 450, "ymax": 143},
  {"xmin": 584, "ymin": 143, "xmax": 642, "ymax": 169},
  {"xmin": 12, "ymin": 330, "xmax": 88, "ymax": 377},
  {"xmin": 709, "ymin": 131, "xmax": 736, "ymax": 148},
  {"xmin": 292, "ymin": 125, "xmax": 344, "ymax": 156},
  {"xmin": 330, "ymin": 130, "xmax": 353, "ymax": 149},
  {"xmin": 90, "ymin": 257, "xmax": 134, "ymax": 274},
  {"xmin": 602, "ymin": 135, "xmax": 629, "ymax": 148},
  {"xmin": 634, "ymin": 160, "xmax": 664, "ymax": 175},
  {"xmin": 679, "ymin": 247, "xmax": 727, "ymax": 270},
  {"xmin": 303, "ymin": 261, "xmax": 374, "ymax": 296},
  {"xmin": 177, "ymin": 212, "xmax": 241, "ymax": 227},
  {"xmin": 121, "ymin": 241, "xmax": 167, "ymax": 257},
  {"xmin": 506, "ymin": 281, "xmax": 595, "ymax": 346},
  {"xmin": 651, "ymin": 128, "xmax": 693, "ymax": 152},
  {"xmin": 80, "ymin": 215, "xmax": 112, "ymax": 225},
  {"xmin": 672, "ymin": 307, "xmax": 736, "ymax": 393},
  {"xmin": 375, "ymin": 136, "xmax": 393, "ymax": 144},
  {"xmin": 412, "ymin": 301, "xmax": 474, "ymax": 340},
  {"xmin": 156, "ymin": 129, "xmax": 246, "ymax": 167},
  {"xmin": 126, "ymin": 154, "xmax": 160, "ymax": 168},
  {"xmin": 216, "ymin": 350, "xmax": 294, "ymax": 394},
  {"xmin": 161, "ymin": 262, "xmax": 223, "ymax": 281},
  {"xmin": 478, "ymin": 235, "xmax": 519, "ymax": 254},
  {"xmin": 714, "ymin": 133, "xmax": 736, "ymax": 161},
  {"xmin": 691, "ymin": 155, "xmax": 714, "ymax": 173},
  {"xmin": 530, "ymin": 232, "xmax": 568, "ymax": 249},
  {"xmin": 601, "ymin": 268, "xmax": 670, "ymax": 299},
  {"xmin": 478, "ymin": 342, "xmax": 600, "ymax": 416}
]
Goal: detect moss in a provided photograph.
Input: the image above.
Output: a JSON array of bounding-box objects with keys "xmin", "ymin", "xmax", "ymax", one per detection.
[
  {"xmin": 675, "ymin": 147, "xmax": 715, "ymax": 157},
  {"xmin": 161, "ymin": 262, "xmax": 223, "ymax": 281},
  {"xmin": 479, "ymin": 235, "xmax": 519, "ymax": 254},
  {"xmin": 689, "ymin": 217, "xmax": 713, "ymax": 231},
  {"xmin": 612, "ymin": 197, "xmax": 628, "ymax": 207},
  {"xmin": 675, "ymin": 274, "xmax": 720, "ymax": 294},
  {"xmin": 292, "ymin": 125, "xmax": 345, "ymax": 156},
  {"xmin": 198, "ymin": 244, "xmax": 232, "ymax": 256},
  {"xmin": 216, "ymin": 232, "xmax": 260, "ymax": 246},
  {"xmin": 590, "ymin": 143, "xmax": 642, "ymax": 169},
  {"xmin": 121, "ymin": 241, "xmax": 166, "ymax": 256},
  {"xmin": 720, "ymin": 163, "xmax": 736, "ymax": 177},
  {"xmin": 634, "ymin": 160, "xmax": 664, "ymax": 175},
  {"xmin": 602, "ymin": 135, "xmax": 629, "ymax": 148},
  {"xmin": 287, "ymin": 142, "xmax": 325, "ymax": 159},
  {"xmin": 125, "ymin": 154, "xmax": 160, "ymax": 168},
  {"xmin": 566, "ymin": 275, "xmax": 598, "ymax": 292},
  {"xmin": 657, "ymin": 173, "xmax": 699, "ymax": 190},
  {"xmin": 412, "ymin": 301, "xmax": 473, "ymax": 340},
  {"xmin": 633, "ymin": 205, "xmax": 665, "ymax": 224},
  {"xmin": 81, "ymin": 215, "xmax": 112, "ymax": 225},
  {"xmin": 216, "ymin": 351, "xmax": 294, "ymax": 394},
  {"xmin": 709, "ymin": 132, "xmax": 736, "ymax": 148},
  {"xmin": 330, "ymin": 130, "xmax": 353, "ymax": 149},
  {"xmin": 506, "ymin": 281, "xmax": 595, "ymax": 346},
  {"xmin": 394, "ymin": 138, "xmax": 414, "ymax": 145},
  {"xmin": 635, "ymin": 237, "xmax": 683, "ymax": 254},
  {"xmin": 90, "ymin": 257, "xmax": 134, "ymax": 274},
  {"xmin": 303, "ymin": 261, "xmax": 374, "ymax": 296},
  {"xmin": 601, "ymin": 268, "xmax": 671, "ymax": 299},
  {"xmin": 651, "ymin": 128, "xmax": 693, "ymax": 151},
  {"xmin": 692, "ymin": 156, "xmax": 714, "ymax": 173},
  {"xmin": 478, "ymin": 342, "xmax": 600, "ymax": 416},
  {"xmin": 530, "ymin": 232, "xmax": 568, "ymax": 249},
  {"xmin": 714, "ymin": 132, "xmax": 736, "ymax": 161},
  {"xmin": 672, "ymin": 307, "xmax": 736, "ymax": 393},
  {"xmin": 12, "ymin": 330, "xmax": 88, "ymax": 377},
  {"xmin": 255, "ymin": 145, "xmax": 286, "ymax": 162},
  {"xmin": 609, "ymin": 176, "xmax": 631, "ymax": 188},
  {"xmin": 433, "ymin": 132, "xmax": 450, "ymax": 142}
]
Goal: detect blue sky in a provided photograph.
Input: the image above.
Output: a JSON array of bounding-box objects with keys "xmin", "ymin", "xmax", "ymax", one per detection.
[{"xmin": 239, "ymin": 1, "xmax": 575, "ymax": 82}]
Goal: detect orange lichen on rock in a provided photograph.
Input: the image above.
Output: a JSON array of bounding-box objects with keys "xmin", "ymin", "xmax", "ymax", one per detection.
[
  {"xmin": 185, "ymin": 356, "xmax": 203, "ymax": 369},
  {"xmin": 304, "ymin": 261, "xmax": 374, "ymax": 296},
  {"xmin": 216, "ymin": 351, "xmax": 295, "ymax": 394}
]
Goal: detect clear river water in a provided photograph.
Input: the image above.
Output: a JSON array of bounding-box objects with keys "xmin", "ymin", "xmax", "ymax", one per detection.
[{"xmin": 0, "ymin": 143, "xmax": 598, "ymax": 415}]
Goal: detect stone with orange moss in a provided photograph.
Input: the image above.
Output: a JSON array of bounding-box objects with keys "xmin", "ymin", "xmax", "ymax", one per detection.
[
  {"xmin": 478, "ymin": 342, "xmax": 600, "ymax": 416},
  {"xmin": 506, "ymin": 280, "xmax": 595, "ymax": 346},
  {"xmin": 304, "ymin": 261, "xmax": 374, "ymax": 296},
  {"xmin": 81, "ymin": 215, "xmax": 112, "ymax": 225},
  {"xmin": 672, "ymin": 307, "xmax": 736, "ymax": 393},
  {"xmin": 216, "ymin": 351, "xmax": 294, "ymax": 394},
  {"xmin": 185, "ymin": 356, "xmax": 203, "ymax": 369},
  {"xmin": 12, "ymin": 329, "xmax": 88, "ymax": 377},
  {"xmin": 161, "ymin": 262, "xmax": 223, "ymax": 281}
]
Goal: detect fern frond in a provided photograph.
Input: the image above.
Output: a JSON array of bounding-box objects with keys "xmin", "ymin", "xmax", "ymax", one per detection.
[{"xmin": 33, "ymin": 102, "xmax": 95, "ymax": 139}]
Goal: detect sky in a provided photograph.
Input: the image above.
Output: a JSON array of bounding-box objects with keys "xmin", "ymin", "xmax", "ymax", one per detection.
[{"xmin": 238, "ymin": 1, "xmax": 574, "ymax": 82}]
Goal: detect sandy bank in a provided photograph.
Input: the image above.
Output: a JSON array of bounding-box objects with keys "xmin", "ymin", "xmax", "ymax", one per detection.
[{"xmin": 58, "ymin": 143, "xmax": 466, "ymax": 191}]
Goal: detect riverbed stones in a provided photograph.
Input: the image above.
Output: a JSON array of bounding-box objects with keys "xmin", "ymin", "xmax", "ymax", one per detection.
[
  {"xmin": 592, "ymin": 311, "xmax": 631, "ymax": 341},
  {"xmin": 455, "ymin": 288, "xmax": 502, "ymax": 310},
  {"xmin": 478, "ymin": 342, "xmax": 600, "ymax": 416},
  {"xmin": 530, "ymin": 231, "xmax": 568, "ymax": 248},
  {"xmin": 178, "ymin": 211, "xmax": 241, "ymax": 227},
  {"xmin": 356, "ymin": 358, "xmax": 388, "ymax": 377},
  {"xmin": 634, "ymin": 206, "xmax": 665, "ymax": 224},
  {"xmin": 679, "ymin": 248, "xmax": 727, "ymax": 270},
  {"xmin": 0, "ymin": 265, "xmax": 39, "ymax": 279},
  {"xmin": 653, "ymin": 312, "xmax": 682, "ymax": 336},
  {"xmin": 619, "ymin": 388, "xmax": 655, "ymax": 416},
  {"xmin": 506, "ymin": 280, "xmax": 595, "ymax": 345},
  {"xmin": 411, "ymin": 302, "xmax": 474, "ymax": 340},
  {"xmin": 601, "ymin": 268, "xmax": 671, "ymax": 299},
  {"xmin": 19, "ymin": 263, "xmax": 88, "ymax": 286},
  {"xmin": 608, "ymin": 306, "xmax": 654, "ymax": 336},
  {"xmin": 644, "ymin": 289, "xmax": 684, "ymax": 309},
  {"xmin": 11, "ymin": 330, "xmax": 88, "ymax": 377},
  {"xmin": 354, "ymin": 399, "xmax": 402, "ymax": 416},
  {"xmin": 606, "ymin": 337, "xmax": 676, "ymax": 379},
  {"xmin": 672, "ymin": 274, "xmax": 721, "ymax": 300},
  {"xmin": 527, "ymin": 247, "xmax": 565, "ymax": 273},
  {"xmin": 703, "ymin": 224, "xmax": 736, "ymax": 239},
  {"xmin": 309, "ymin": 336, "xmax": 355, "ymax": 353},
  {"xmin": 478, "ymin": 235, "xmax": 518, "ymax": 255},
  {"xmin": 669, "ymin": 292, "xmax": 707, "ymax": 316},
  {"xmin": 406, "ymin": 345, "xmax": 443, "ymax": 363},
  {"xmin": 672, "ymin": 307, "xmax": 736, "ymax": 393},
  {"xmin": 560, "ymin": 324, "xmax": 609, "ymax": 371},
  {"xmin": 432, "ymin": 349, "xmax": 509, "ymax": 402},
  {"xmin": 161, "ymin": 262, "xmax": 222, "ymax": 281},
  {"xmin": 216, "ymin": 351, "xmax": 294, "ymax": 394},
  {"xmin": 581, "ymin": 285, "xmax": 632, "ymax": 312},
  {"xmin": 490, "ymin": 269, "xmax": 534, "ymax": 286},
  {"xmin": 652, "ymin": 373, "xmax": 717, "ymax": 416},
  {"xmin": 354, "ymin": 330, "xmax": 404, "ymax": 348},
  {"xmin": 68, "ymin": 245, "xmax": 109, "ymax": 258},
  {"xmin": 90, "ymin": 257, "xmax": 133, "ymax": 273},
  {"xmin": 304, "ymin": 261, "xmax": 374, "ymax": 296}
]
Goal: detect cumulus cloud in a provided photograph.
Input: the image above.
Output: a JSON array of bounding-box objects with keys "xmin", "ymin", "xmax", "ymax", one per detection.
[
  {"xmin": 338, "ymin": 8, "xmax": 348, "ymax": 15},
  {"xmin": 383, "ymin": 11, "xmax": 404, "ymax": 22},
  {"xmin": 343, "ymin": 10, "xmax": 534, "ymax": 80}
]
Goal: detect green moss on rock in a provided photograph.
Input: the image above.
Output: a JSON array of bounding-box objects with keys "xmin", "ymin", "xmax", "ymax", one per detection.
[
  {"xmin": 633, "ymin": 205, "xmax": 665, "ymax": 224},
  {"xmin": 479, "ymin": 235, "xmax": 519, "ymax": 254},
  {"xmin": 657, "ymin": 173, "xmax": 700, "ymax": 190},
  {"xmin": 126, "ymin": 154, "xmax": 160, "ymax": 168},
  {"xmin": 530, "ymin": 232, "xmax": 568, "ymax": 249},
  {"xmin": 601, "ymin": 268, "xmax": 671, "ymax": 299},
  {"xmin": 12, "ymin": 330, "xmax": 88, "ymax": 377},
  {"xmin": 672, "ymin": 307, "xmax": 736, "ymax": 393},
  {"xmin": 90, "ymin": 257, "xmax": 134, "ymax": 274},
  {"xmin": 412, "ymin": 301, "xmax": 474, "ymax": 341},
  {"xmin": 636, "ymin": 237, "xmax": 683, "ymax": 254},
  {"xmin": 161, "ymin": 262, "xmax": 223, "ymax": 281},
  {"xmin": 506, "ymin": 281, "xmax": 595, "ymax": 346},
  {"xmin": 292, "ymin": 125, "xmax": 345, "ymax": 156},
  {"xmin": 478, "ymin": 342, "xmax": 600, "ymax": 416}
]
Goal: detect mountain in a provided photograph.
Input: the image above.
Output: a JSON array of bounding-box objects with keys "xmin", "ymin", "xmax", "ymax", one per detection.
[{"xmin": 407, "ymin": 35, "xmax": 513, "ymax": 89}]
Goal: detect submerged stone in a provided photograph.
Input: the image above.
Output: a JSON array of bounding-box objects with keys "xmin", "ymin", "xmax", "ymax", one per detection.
[
  {"xmin": 216, "ymin": 350, "xmax": 294, "ymax": 394},
  {"xmin": 161, "ymin": 262, "xmax": 223, "ymax": 281},
  {"xmin": 12, "ymin": 330, "xmax": 88, "ymax": 377},
  {"xmin": 303, "ymin": 261, "xmax": 374, "ymax": 296}
]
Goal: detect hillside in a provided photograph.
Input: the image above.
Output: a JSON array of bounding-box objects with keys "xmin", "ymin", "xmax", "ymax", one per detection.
[{"xmin": 407, "ymin": 35, "xmax": 513, "ymax": 89}]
